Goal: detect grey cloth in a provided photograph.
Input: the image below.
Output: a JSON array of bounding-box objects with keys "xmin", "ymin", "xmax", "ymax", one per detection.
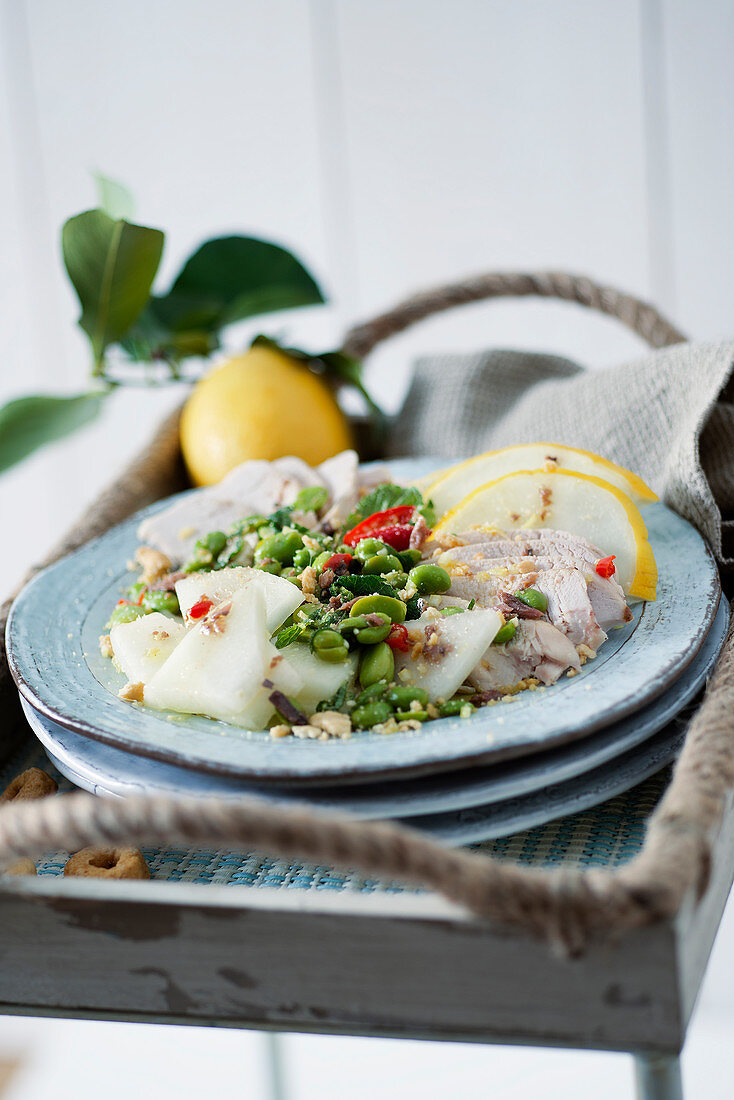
[{"xmin": 390, "ymin": 340, "xmax": 734, "ymax": 566}]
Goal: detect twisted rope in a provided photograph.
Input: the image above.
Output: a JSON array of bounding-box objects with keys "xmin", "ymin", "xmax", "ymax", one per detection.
[
  {"xmin": 341, "ymin": 271, "xmax": 686, "ymax": 361},
  {"xmin": 3, "ymin": 272, "xmax": 729, "ymax": 957}
]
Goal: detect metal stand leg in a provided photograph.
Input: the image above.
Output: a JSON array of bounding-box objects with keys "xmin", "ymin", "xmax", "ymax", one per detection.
[
  {"xmin": 634, "ymin": 1053, "xmax": 684, "ymax": 1100},
  {"xmin": 264, "ymin": 1032, "xmax": 288, "ymax": 1100}
]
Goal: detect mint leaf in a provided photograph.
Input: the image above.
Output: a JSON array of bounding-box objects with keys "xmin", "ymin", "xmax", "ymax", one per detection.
[
  {"xmin": 0, "ymin": 392, "xmax": 107, "ymax": 474},
  {"xmin": 345, "ymin": 483, "xmax": 435, "ymax": 529}
]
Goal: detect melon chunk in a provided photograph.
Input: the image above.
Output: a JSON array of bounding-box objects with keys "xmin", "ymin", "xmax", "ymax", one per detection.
[
  {"xmin": 144, "ymin": 587, "xmax": 302, "ymax": 729},
  {"xmin": 275, "ymin": 643, "xmax": 358, "ymax": 713},
  {"xmin": 394, "ymin": 607, "xmax": 503, "ymax": 702},
  {"xmin": 428, "ymin": 443, "xmax": 657, "ymax": 516},
  {"xmin": 110, "ymin": 612, "xmax": 185, "ymax": 685},
  {"xmin": 175, "ymin": 566, "xmax": 303, "ymax": 632}
]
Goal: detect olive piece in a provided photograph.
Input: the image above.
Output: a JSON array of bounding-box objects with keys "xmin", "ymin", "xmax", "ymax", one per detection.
[
  {"xmin": 359, "ymin": 641, "xmax": 395, "ymax": 688},
  {"xmin": 492, "ymin": 618, "xmax": 518, "ymax": 645},
  {"xmin": 351, "ymin": 594, "xmax": 406, "ymax": 624},
  {"xmin": 408, "ymin": 563, "xmax": 451, "ymax": 596},
  {"xmin": 351, "ymin": 700, "xmax": 393, "ymax": 728},
  {"xmin": 312, "ymin": 628, "xmax": 349, "ymax": 663},
  {"xmin": 386, "ymin": 685, "xmax": 429, "ymax": 709},
  {"xmin": 515, "ymin": 587, "xmax": 548, "ymax": 612}
]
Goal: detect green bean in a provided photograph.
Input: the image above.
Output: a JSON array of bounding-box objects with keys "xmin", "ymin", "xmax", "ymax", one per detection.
[
  {"xmin": 351, "ymin": 594, "xmax": 406, "ymax": 624},
  {"xmin": 408, "ymin": 563, "xmax": 451, "ymax": 596},
  {"xmin": 351, "ymin": 700, "xmax": 393, "ymax": 728},
  {"xmin": 359, "ymin": 641, "xmax": 395, "ymax": 687},
  {"xmin": 312, "ymin": 628, "xmax": 349, "ymax": 663},
  {"xmin": 362, "ymin": 554, "xmax": 404, "ymax": 576},
  {"xmin": 492, "ymin": 619, "xmax": 517, "ymax": 645},
  {"xmin": 386, "ymin": 685, "xmax": 428, "ymax": 709},
  {"xmin": 438, "ymin": 698, "xmax": 475, "ymax": 718}
]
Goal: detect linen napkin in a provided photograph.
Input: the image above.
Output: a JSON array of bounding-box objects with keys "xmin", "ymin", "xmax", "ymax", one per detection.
[{"xmin": 389, "ymin": 340, "xmax": 734, "ymax": 568}]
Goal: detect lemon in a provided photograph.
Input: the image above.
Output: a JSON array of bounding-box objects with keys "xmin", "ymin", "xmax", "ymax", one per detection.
[
  {"xmin": 180, "ymin": 346, "xmax": 354, "ymax": 485},
  {"xmin": 422, "ymin": 443, "xmax": 657, "ymax": 518},
  {"xmin": 433, "ymin": 468, "xmax": 657, "ymax": 600}
]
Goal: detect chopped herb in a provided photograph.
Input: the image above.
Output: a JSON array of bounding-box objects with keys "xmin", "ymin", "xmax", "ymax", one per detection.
[
  {"xmin": 274, "ymin": 623, "xmax": 303, "ymax": 649},
  {"xmin": 467, "ymin": 598, "xmax": 476, "ymax": 610},
  {"xmin": 316, "ymin": 681, "xmax": 350, "ymax": 712},
  {"xmin": 332, "ymin": 574, "xmax": 400, "ymax": 600},
  {"xmin": 344, "ymin": 483, "xmax": 435, "ymax": 530}
]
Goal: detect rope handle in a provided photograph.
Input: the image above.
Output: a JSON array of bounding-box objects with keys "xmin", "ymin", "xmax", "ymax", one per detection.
[{"xmin": 341, "ymin": 271, "xmax": 686, "ymax": 361}]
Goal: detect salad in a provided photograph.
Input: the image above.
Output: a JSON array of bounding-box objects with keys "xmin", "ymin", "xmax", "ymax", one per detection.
[{"xmin": 101, "ymin": 446, "xmax": 656, "ymax": 740}]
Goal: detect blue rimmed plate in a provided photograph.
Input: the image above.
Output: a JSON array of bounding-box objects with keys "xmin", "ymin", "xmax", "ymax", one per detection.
[{"xmin": 5, "ymin": 459, "xmax": 721, "ymax": 786}]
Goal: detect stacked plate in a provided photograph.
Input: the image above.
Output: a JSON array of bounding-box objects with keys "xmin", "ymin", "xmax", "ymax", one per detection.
[{"xmin": 6, "ymin": 459, "xmax": 727, "ymax": 846}]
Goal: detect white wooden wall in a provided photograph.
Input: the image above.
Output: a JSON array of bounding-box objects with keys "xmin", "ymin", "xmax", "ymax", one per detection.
[
  {"xmin": 2, "ymin": 0, "xmax": 733, "ymax": 589},
  {"xmin": 1, "ymin": 4, "xmax": 733, "ymax": 1094}
]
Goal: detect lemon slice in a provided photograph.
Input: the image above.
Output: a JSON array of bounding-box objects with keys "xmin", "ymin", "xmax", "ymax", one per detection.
[
  {"xmin": 433, "ymin": 468, "xmax": 657, "ymax": 600},
  {"xmin": 427, "ymin": 443, "xmax": 657, "ymax": 517}
]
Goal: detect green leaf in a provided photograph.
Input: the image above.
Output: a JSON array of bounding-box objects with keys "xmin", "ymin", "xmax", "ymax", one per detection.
[
  {"xmin": 344, "ymin": 483, "xmax": 435, "ymax": 529},
  {"xmin": 0, "ymin": 392, "xmax": 108, "ymax": 474},
  {"xmin": 62, "ymin": 209, "xmax": 164, "ymax": 369},
  {"xmin": 151, "ymin": 235, "xmax": 325, "ymax": 332},
  {"xmin": 93, "ymin": 173, "xmax": 135, "ymax": 221}
]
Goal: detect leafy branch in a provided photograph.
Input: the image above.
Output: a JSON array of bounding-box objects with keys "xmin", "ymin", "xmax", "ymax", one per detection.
[{"xmin": 0, "ymin": 177, "xmax": 382, "ymax": 476}]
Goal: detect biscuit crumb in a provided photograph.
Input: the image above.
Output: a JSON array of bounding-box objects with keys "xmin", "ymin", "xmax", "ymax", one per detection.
[
  {"xmin": 118, "ymin": 681, "xmax": 144, "ymax": 703},
  {"xmin": 99, "ymin": 634, "xmax": 113, "ymax": 659}
]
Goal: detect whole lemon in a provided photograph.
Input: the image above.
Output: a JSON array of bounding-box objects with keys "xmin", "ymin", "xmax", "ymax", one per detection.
[{"xmin": 180, "ymin": 345, "xmax": 354, "ymax": 485}]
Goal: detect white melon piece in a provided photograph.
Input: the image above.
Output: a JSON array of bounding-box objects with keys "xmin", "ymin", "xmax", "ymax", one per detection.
[
  {"xmin": 394, "ymin": 607, "xmax": 503, "ymax": 702},
  {"xmin": 176, "ymin": 567, "xmax": 303, "ymax": 632},
  {"xmin": 275, "ymin": 643, "xmax": 358, "ymax": 713},
  {"xmin": 144, "ymin": 588, "xmax": 287, "ymax": 728},
  {"xmin": 110, "ymin": 613, "xmax": 185, "ymax": 685}
]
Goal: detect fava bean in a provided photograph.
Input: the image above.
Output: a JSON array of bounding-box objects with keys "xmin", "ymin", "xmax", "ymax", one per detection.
[
  {"xmin": 255, "ymin": 531, "xmax": 304, "ymax": 566},
  {"xmin": 311, "ymin": 550, "xmax": 332, "ymax": 573},
  {"xmin": 339, "ymin": 613, "xmax": 392, "ymax": 645},
  {"xmin": 359, "ymin": 641, "xmax": 395, "ymax": 687},
  {"xmin": 353, "ymin": 538, "xmax": 393, "ymax": 562},
  {"xmin": 142, "ymin": 590, "xmax": 180, "ymax": 615},
  {"xmin": 312, "ymin": 629, "xmax": 349, "ymax": 663},
  {"xmin": 362, "ymin": 553, "xmax": 404, "ymax": 576},
  {"xmin": 351, "ymin": 700, "xmax": 393, "ymax": 728},
  {"xmin": 107, "ymin": 604, "xmax": 146, "ymax": 628},
  {"xmin": 395, "ymin": 709, "xmax": 429, "ymax": 722},
  {"xmin": 386, "ymin": 685, "xmax": 428, "ymax": 709},
  {"xmin": 408, "ymin": 563, "xmax": 451, "ymax": 596},
  {"xmin": 355, "ymin": 682, "xmax": 390, "ymax": 706},
  {"xmin": 492, "ymin": 619, "xmax": 517, "ymax": 645},
  {"xmin": 438, "ymin": 698, "xmax": 475, "ymax": 718},
  {"xmin": 292, "ymin": 547, "xmax": 311, "ymax": 571},
  {"xmin": 351, "ymin": 594, "xmax": 406, "ymax": 624},
  {"xmin": 397, "ymin": 548, "xmax": 422, "ymax": 570},
  {"xmin": 258, "ymin": 561, "xmax": 282, "ymax": 576}
]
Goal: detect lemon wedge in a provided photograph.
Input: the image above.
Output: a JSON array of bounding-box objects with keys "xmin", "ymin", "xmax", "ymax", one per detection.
[
  {"xmin": 427, "ymin": 443, "xmax": 657, "ymax": 517},
  {"xmin": 433, "ymin": 468, "xmax": 657, "ymax": 600}
]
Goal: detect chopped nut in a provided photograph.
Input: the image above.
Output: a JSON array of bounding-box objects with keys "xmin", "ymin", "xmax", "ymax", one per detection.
[
  {"xmin": 118, "ymin": 681, "xmax": 144, "ymax": 703},
  {"xmin": 270, "ymin": 724, "xmax": 292, "ymax": 739},
  {"xmin": 308, "ymin": 710, "xmax": 352, "ymax": 738},
  {"xmin": 134, "ymin": 546, "xmax": 172, "ymax": 584},
  {"xmin": 426, "ymin": 703, "xmax": 440, "ymax": 719},
  {"xmin": 300, "ymin": 566, "xmax": 318, "ymax": 596},
  {"xmin": 99, "ymin": 634, "xmax": 113, "ymax": 659},
  {"xmin": 566, "ymin": 668, "xmax": 579, "ymax": 678},
  {"xmin": 292, "ymin": 724, "xmax": 323, "ymax": 739}
]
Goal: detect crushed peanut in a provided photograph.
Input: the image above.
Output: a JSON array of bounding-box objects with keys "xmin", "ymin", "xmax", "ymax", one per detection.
[
  {"xmin": 270, "ymin": 724, "xmax": 292, "ymax": 739},
  {"xmin": 98, "ymin": 634, "xmax": 113, "ymax": 659},
  {"xmin": 308, "ymin": 710, "xmax": 352, "ymax": 738},
  {"xmin": 300, "ymin": 566, "xmax": 318, "ymax": 596},
  {"xmin": 134, "ymin": 546, "xmax": 172, "ymax": 584},
  {"xmin": 118, "ymin": 681, "xmax": 144, "ymax": 703}
]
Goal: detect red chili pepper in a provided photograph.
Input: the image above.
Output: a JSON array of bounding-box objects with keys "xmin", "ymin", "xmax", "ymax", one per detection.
[
  {"xmin": 343, "ymin": 506, "xmax": 417, "ymax": 548},
  {"xmin": 386, "ymin": 623, "xmax": 411, "ymax": 652},
  {"xmin": 322, "ymin": 552, "xmax": 352, "ymax": 575},
  {"xmin": 595, "ymin": 555, "xmax": 616, "ymax": 579},
  {"xmin": 189, "ymin": 596, "xmax": 214, "ymax": 620}
]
